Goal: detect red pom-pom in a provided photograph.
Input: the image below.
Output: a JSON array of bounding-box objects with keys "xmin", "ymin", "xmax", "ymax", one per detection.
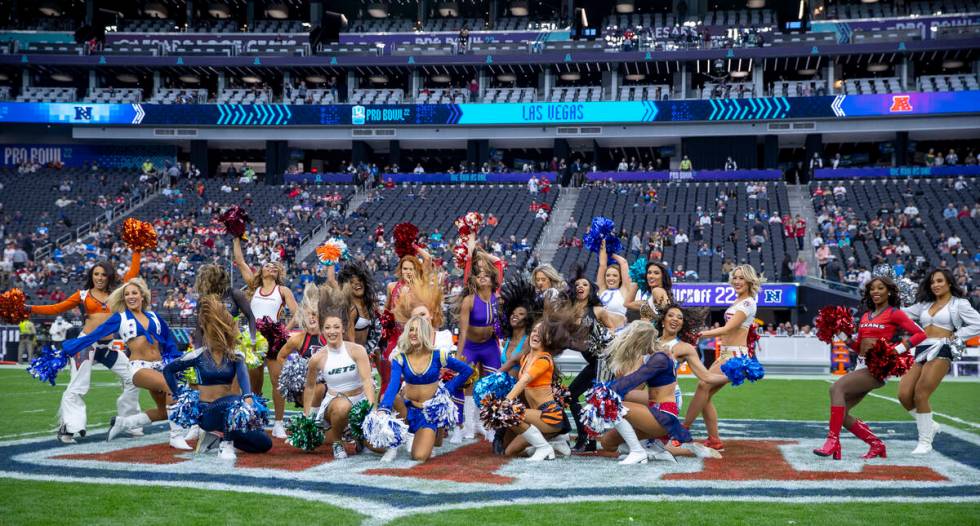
[
  {"xmin": 0, "ymin": 288, "xmax": 29, "ymax": 323},
  {"xmin": 392, "ymin": 222, "xmax": 419, "ymax": 258},
  {"xmin": 120, "ymin": 218, "xmax": 157, "ymax": 252},
  {"xmin": 255, "ymin": 317, "xmax": 289, "ymax": 355},
  {"xmin": 452, "ymin": 242, "xmax": 468, "ymax": 270},
  {"xmin": 815, "ymin": 306, "xmax": 855, "ymax": 344},
  {"xmin": 217, "ymin": 205, "xmax": 251, "ymax": 239},
  {"xmin": 464, "ymin": 212, "xmax": 483, "ymax": 230},
  {"xmin": 864, "ymin": 338, "xmax": 912, "ymax": 382},
  {"xmin": 746, "ymin": 325, "xmax": 760, "ymax": 358}
]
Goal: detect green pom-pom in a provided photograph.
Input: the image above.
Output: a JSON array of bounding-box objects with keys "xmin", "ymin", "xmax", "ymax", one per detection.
[
  {"xmin": 347, "ymin": 399, "xmax": 373, "ymax": 441},
  {"xmin": 285, "ymin": 414, "xmax": 324, "ymax": 452}
]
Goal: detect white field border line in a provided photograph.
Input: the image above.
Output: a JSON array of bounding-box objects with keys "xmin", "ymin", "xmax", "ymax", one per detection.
[{"xmin": 823, "ymin": 379, "xmax": 980, "ymax": 429}]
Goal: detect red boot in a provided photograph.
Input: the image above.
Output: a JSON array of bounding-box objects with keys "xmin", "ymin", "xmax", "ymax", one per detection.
[
  {"xmin": 848, "ymin": 419, "xmax": 887, "ymax": 459},
  {"xmin": 813, "ymin": 405, "xmax": 845, "ymax": 460}
]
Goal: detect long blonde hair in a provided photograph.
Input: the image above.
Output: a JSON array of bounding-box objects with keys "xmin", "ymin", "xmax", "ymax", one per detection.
[
  {"xmin": 108, "ymin": 277, "xmax": 151, "ymax": 313},
  {"xmin": 606, "ymin": 321, "xmax": 660, "ymax": 376},
  {"xmin": 194, "ymin": 264, "xmax": 231, "ymax": 296},
  {"xmin": 394, "ymin": 279, "xmax": 445, "ymax": 329},
  {"xmin": 730, "ymin": 264, "xmax": 765, "ymax": 297},
  {"xmin": 298, "ymin": 282, "xmax": 320, "ymax": 332},
  {"xmin": 247, "ymin": 261, "xmax": 286, "ymax": 297},
  {"xmin": 532, "ymin": 264, "xmax": 566, "ymax": 291},
  {"xmin": 198, "ymin": 294, "xmax": 239, "ymax": 363},
  {"xmin": 394, "ymin": 315, "xmax": 435, "ymax": 357}
]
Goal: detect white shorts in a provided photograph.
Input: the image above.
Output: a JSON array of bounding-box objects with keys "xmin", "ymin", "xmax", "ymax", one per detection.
[
  {"xmin": 315, "ymin": 391, "xmax": 367, "ymax": 423},
  {"xmin": 130, "ymin": 360, "xmax": 164, "ymax": 374}
]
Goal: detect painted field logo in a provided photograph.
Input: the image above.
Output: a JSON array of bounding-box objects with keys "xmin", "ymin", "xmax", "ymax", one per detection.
[
  {"xmin": 2, "ymin": 420, "xmax": 977, "ymax": 523},
  {"xmin": 890, "ymin": 95, "xmax": 913, "ymax": 112}
]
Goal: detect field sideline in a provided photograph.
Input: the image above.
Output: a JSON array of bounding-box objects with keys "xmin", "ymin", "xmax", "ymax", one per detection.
[{"xmin": 1, "ymin": 368, "xmax": 977, "ymax": 525}]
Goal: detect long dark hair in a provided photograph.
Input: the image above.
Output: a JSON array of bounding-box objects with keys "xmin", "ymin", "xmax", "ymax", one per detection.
[
  {"xmin": 655, "ymin": 303, "xmax": 706, "ymax": 346},
  {"xmin": 566, "ymin": 267, "xmax": 601, "ymax": 309},
  {"xmin": 914, "ymin": 268, "xmax": 965, "ymax": 304},
  {"xmin": 84, "ymin": 261, "xmax": 121, "ymax": 292},
  {"xmin": 645, "ymin": 260, "xmax": 673, "ymax": 297},
  {"xmin": 500, "ymin": 274, "xmax": 543, "ymax": 338},
  {"xmin": 338, "ymin": 261, "xmax": 378, "ymax": 311},
  {"xmin": 535, "ymin": 307, "xmax": 588, "ymax": 356},
  {"xmin": 861, "ymin": 277, "xmax": 901, "ymax": 312}
]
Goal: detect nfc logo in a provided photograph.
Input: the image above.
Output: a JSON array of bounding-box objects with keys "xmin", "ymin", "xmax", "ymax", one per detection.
[
  {"xmin": 351, "ymin": 105, "xmax": 366, "ymax": 126},
  {"xmin": 74, "ymin": 106, "xmax": 93, "ymax": 121},
  {"xmin": 763, "ymin": 290, "xmax": 783, "ymax": 304}
]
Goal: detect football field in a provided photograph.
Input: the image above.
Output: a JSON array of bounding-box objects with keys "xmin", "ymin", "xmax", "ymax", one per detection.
[{"xmin": 1, "ymin": 367, "xmax": 977, "ymax": 525}]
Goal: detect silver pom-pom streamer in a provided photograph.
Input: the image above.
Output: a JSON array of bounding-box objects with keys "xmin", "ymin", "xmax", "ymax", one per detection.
[
  {"xmin": 421, "ymin": 385, "xmax": 460, "ymax": 429},
  {"xmin": 948, "ymin": 337, "xmax": 967, "ymax": 361},
  {"xmin": 277, "ymin": 354, "xmax": 308, "ymax": 404},
  {"xmin": 362, "ymin": 410, "xmax": 409, "ymax": 449},
  {"xmin": 896, "ymin": 278, "xmax": 917, "ymax": 307},
  {"xmin": 225, "ymin": 396, "xmax": 269, "ymax": 432},
  {"xmin": 871, "ymin": 264, "xmax": 896, "ymax": 282}
]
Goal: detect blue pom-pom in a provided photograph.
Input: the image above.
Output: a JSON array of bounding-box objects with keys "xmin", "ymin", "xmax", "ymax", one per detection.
[
  {"xmin": 363, "ymin": 410, "xmax": 409, "ymax": 449},
  {"xmin": 422, "ymin": 386, "xmax": 460, "ymax": 429},
  {"xmin": 583, "ymin": 216, "xmax": 622, "ymax": 255},
  {"xmin": 27, "ymin": 345, "xmax": 68, "ymax": 386},
  {"xmin": 160, "ymin": 342, "xmax": 182, "ymax": 365},
  {"xmin": 744, "ymin": 357, "xmax": 766, "ymax": 383},
  {"xmin": 473, "ymin": 372, "xmax": 517, "ymax": 408},
  {"xmin": 225, "ymin": 396, "xmax": 268, "ymax": 432},
  {"xmin": 579, "ymin": 382, "xmax": 628, "ymax": 438},
  {"xmin": 721, "ymin": 356, "xmax": 748, "ymax": 387},
  {"xmin": 168, "ymin": 388, "xmax": 202, "ymax": 428}
]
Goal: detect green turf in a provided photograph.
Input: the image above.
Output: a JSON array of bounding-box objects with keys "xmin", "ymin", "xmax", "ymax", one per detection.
[
  {"xmin": 0, "ymin": 479, "xmax": 365, "ymax": 526},
  {"xmin": 392, "ymin": 501, "xmax": 980, "ymax": 526}
]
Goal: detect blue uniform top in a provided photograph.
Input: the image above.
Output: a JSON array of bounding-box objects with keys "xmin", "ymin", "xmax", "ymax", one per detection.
[
  {"xmin": 380, "ymin": 349, "xmax": 473, "ymax": 411},
  {"xmin": 162, "ymin": 347, "xmax": 252, "ymax": 397},
  {"xmin": 62, "ymin": 309, "xmax": 179, "ymax": 362},
  {"xmin": 608, "ymin": 352, "xmax": 676, "ymax": 397}
]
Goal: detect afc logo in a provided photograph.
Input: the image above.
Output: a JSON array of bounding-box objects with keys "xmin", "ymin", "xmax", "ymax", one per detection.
[
  {"xmin": 889, "ymin": 95, "xmax": 913, "ymax": 112},
  {"xmin": 763, "ymin": 289, "xmax": 783, "ymax": 304},
  {"xmin": 73, "ymin": 106, "xmax": 93, "ymax": 121},
  {"xmin": 351, "ymin": 105, "xmax": 366, "ymax": 126}
]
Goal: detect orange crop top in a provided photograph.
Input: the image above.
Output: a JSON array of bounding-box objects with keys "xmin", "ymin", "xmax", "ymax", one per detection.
[
  {"xmin": 520, "ymin": 352, "xmax": 554, "ymax": 388},
  {"xmin": 30, "ymin": 252, "xmax": 141, "ymax": 316}
]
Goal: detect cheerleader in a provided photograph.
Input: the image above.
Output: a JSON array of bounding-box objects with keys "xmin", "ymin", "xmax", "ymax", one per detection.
[
  {"xmin": 601, "ymin": 321, "xmax": 725, "ymax": 464},
  {"xmin": 457, "ymin": 247, "xmax": 503, "ymax": 440},
  {"xmin": 163, "ymin": 295, "xmax": 272, "ymax": 460},
  {"xmin": 377, "ymin": 315, "xmax": 473, "ymax": 462},
  {"xmin": 499, "ymin": 275, "xmax": 543, "ymax": 373},
  {"xmin": 303, "ymin": 290, "xmax": 376, "ymax": 459},
  {"xmin": 567, "ymin": 274, "xmax": 622, "ymax": 452},
  {"xmin": 232, "ymin": 237, "xmax": 299, "ymax": 439},
  {"xmin": 61, "ymin": 278, "xmax": 189, "ymax": 449},
  {"xmin": 900, "ymin": 269, "xmax": 980, "ymax": 454},
  {"xmin": 380, "ymin": 250, "xmax": 431, "ymax": 394},
  {"xmin": 192, "ymin": 264, "xmax": 256, "ymax": 351},
  {"xmin": 626, "ymin": 260, "xmax": 673, "ymax": 318},
  {"xmin": 813, "ymin": 276, "xmax": 926, "ymax": 460},
  {"xmin": 27, "ymin": 250, "xmax": 142, "ymax": 443},
  {"xmin": 275, "ymin": 284, "xmax": 326, "ymax": 411},
  {"xmin": 682, "ymin": 264, "xmax": 762, "ymax": 452},
  {"xmin": 531, "ymin": 264, "xmax": 566, "ymax": 306},
  {"xmin": 334, "ymin": 262, "xmax": 382, "ymax": 357},
  {"xmin": 500, "ymin": 313, "xmax": 580, "ymax": 461},
  {"xmin": 596, "ymin": 240, "xmax": 633, "ymax": 324}
]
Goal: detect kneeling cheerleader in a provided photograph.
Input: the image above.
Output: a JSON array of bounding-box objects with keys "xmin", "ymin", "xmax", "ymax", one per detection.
[
  {"xmin": 371, "ymin": 315, "xmax": 473, "ymax": 462},
  {"xmin": 163, "ymin": 295, "xmax": 272, "ymax": 459}
]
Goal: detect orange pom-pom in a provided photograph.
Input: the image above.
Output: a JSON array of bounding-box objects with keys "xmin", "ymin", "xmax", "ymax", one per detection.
[
  {"xmin": 120, "ymin": 218, "xmax": 158, "ymax": 251},
  {"xmin": 0, "ymin": 288, "xmax": 29, "ymax": 323}
]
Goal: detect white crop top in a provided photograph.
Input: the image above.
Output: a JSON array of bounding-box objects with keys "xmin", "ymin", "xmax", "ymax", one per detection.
[
  {"xmin": 725, "ymin": 297, "xmax": 757, "ymax": 329},
  {"xmin": 905, "ymin": 297, "xmax": 980, "ymax": 341},
  {"xmin": 251, "ymin": 285, "xmax": 284, "ymax": 321},
  {"xmin": 599, "ymin": 288, "xmax": 627, "ymax": 317},
  {"xmin": 917, "ymin": 301, "xmax": 954, "ymax": 331},
  {"xmin": 320, "ymin": 344, "xmax": 363, "ymax": 392}
]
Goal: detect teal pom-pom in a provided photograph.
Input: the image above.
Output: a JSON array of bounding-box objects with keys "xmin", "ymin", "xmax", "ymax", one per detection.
[
  {"xmin": 473, "ymin": 372, "xmax": 517, "ymax": 408},
  {"xmin": 629, "ymin": 257, "xmax": 649, "ymax": 293}
]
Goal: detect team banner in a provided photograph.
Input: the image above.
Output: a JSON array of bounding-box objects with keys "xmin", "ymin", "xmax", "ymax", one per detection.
[
  {"xmin": 1, "ymin": 143, "xmax": 176, "ymax": 169},
  {"xmin": 814, "ymin": 165, "xmax": 980, "ymax": 179},
  {"xmin": 674, "ymin": 283, "xmax": 798, "ymax": 308},
  {"xmin": 0, "ymin": 91, "xmax": 976, "ymax": 127},
  {"xmin": 589, "ymin": 169, "xmax": 782, "ymax": 182}
]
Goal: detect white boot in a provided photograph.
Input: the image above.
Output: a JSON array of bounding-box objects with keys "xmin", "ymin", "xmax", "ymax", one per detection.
[
  {"xmin": 615, "ymin": 420, "xmax": 649, "ymax": 465},
  {"xmin": 549, "ymin": 433, "xmax": 572, "ymax": 457},
  {"xmin": 108, "ymin": 413, "xmax": 150, "ymax": 442},
  {"xmin": 462, "ymin": 396, "xmax": 477, "ymax": 439},
  {"xmin": 184, "ymin": 424, "xmax": 201, "ymax": 442},
  {"xmin": 272, "ymin": 420, "xmax": 287, "ymax": 439},
  {"xmin": 521, "ymin": 426, "xmax": 555, "ymax": 462},
  {"xmin": 218, "ymin": 440, "xmax": 237, "ymax": 460},
  {"xmin": 682, "ymin": 441, "xmax": 723, "ymax": 459},
  {"xmin": 169, "ymin": 421, "xmax": 193, "ymax": 450},
  {"xmin": 404, "ymin": 432, "xmax": 415, "ymax": 455},
  {"xmin": 645, "ymin": 439, "xmax": 677, "ymax": 463},
  {"xmin": 911, "ymin": 412, "xmax": 940, "ymax": 455},
  {"xmin": 380, "ymin": 447, "xmax": 398, "ymax": 462},
  {"xmin": 449, "ymin": 426, "xmax": 464, "ymax": 444}
]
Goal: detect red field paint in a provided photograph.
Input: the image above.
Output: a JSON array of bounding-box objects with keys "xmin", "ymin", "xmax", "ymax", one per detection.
[{"xmin": 365, "ymin": 441, "xmax": 515, "ymax": 484}]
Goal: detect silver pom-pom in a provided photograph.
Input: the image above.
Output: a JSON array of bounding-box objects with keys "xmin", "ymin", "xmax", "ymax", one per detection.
[
  {"xmin": 896, "ymin": 278, "xmax": 917, "ymax": 307},
  {"xmin": 948, "ymin": 337, "xmax": 966, "ymax": 361},
  {"xmin": 277, "ymin": 354, "xmax": 308, "ymax": 404},
  {"xmin": 871, "ymin": 264, "xmax": 896, "ymax": 282}
]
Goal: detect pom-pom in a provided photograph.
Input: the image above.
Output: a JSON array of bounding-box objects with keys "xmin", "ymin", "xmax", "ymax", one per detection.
[
  {"xmin": 721, "ymin": 356, "xmax": 749, "ymax": 386},
  {"xmin": 285, "ymin": 414, "xmax": 324, "ymax": 452},
  {"xmin": 629, "ymin": 258, "xmax": 648, "ymax": 293},
  {"xmin": 579, "ymin": 382, "xmax": 628, "ymax": 437},
  {"xmin": 277, "ymin": 354, "xmax": 308, "ymax": 404},
  {"xmin": 168, "ymin": 388, "xmax": 202, "ymax": 428},
  {"xmin": 421, "ymin": 386, "xmax": 460, "ymax": 429},
  {"xmin": 226, "ymin": 396, "xmax": 269, "ymax": 432},
  {"xmin": 865, "ymin": 338, "xmax": 914, "ymax": 382},
  {"xmin": 27, "ymin": 345, "xmax": 68, "ymax": 386},
  {"xmin": 393, "ymin": 222, "xmax": 419, "ymax": 258},
  {"xmin": 256, "ymin": 317, "xmax": 289, "ymax": 356},
  {"xmin": 315, "ymin": 238, "xmax": 349, "ymax": 267},
  {"xmin": 452, "ymin": 241, "xmax": 468, "ymax": 270},
  {"xmin": 551, "ymin": 378, "xmax": 572, "ymax": 410},
  {"xmin": 815, "ymin": 306, "xmax": 855, "ymax": 345},
  {"xmin": 160, "ymin": 341, "xmax": 182, "ymax": 365},
  {"xmin": 120, "ymin": 218, "xmax": 158, "ymax": 252},
  {"xmin": 871, "ymin": 264, "xmax": 896, "ymax": 282},
  {"xmin": 238, "ymin": 330, "xmax": 267, "ymax": 369},
  {"xmin": 746, "ymin": 325, "xmax": 761, "ymax": 358},
  {"xmin": 948, "ymin": 337, "xmax": 967, "ymax": 361},
  {"xmin": 347, "ymin": 399, "xmax": 372, "ymax": 441},
  {"xmin": 479, "ymin": 395, "xmax": 527, "ymax": 430},
  {"xmin": 583, "ymin": 216, "xmax": 622, "ymax": 255},
  {"xmin": 473, "ymin": 372, "xmax": 517, "ymax": 408},
  {"xmin": 744, "ymin": 357, "xmax": 766, "ymax": 382},
  {"xmin": 363, "ymin": 410, "xmax": 409, "ymax": 449},
  {"xmin": 463, "ymin": 212, "xmax": 484, "ymax": 231},
  {"xmin": 897, "ymin": 278, "xmax": 917, "ymax": 308},
  {"xmin": 217, "ymin": 205, "xmax": 251, "ymax": 239},
  {"xmin": 0, "ymin": 288, "xmax": 29, "ymax": 323}
]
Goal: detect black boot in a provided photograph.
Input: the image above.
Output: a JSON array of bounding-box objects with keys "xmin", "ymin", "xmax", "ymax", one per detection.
[
  {"xmin": 572, "ymin": 434, "xmax": 596, "ymax": 452},
  {"xmin": 492, "ymin": 431, "xmax": 506, "ymax": 455}
]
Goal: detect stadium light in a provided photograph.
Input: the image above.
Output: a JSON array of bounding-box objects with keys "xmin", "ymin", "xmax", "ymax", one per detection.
[
  {"xmin": 615, "ymin": 0, "xmax": 635, "ymax": 14},
  {"xmin": 266, "ymin": 4, "xmax": 290, "ymax": 19},
  {"xmin": 143, "ymin": 3, "xmax": 169, "ymax": 19},
  {"xmin": 369, "ymin": 75, "xmax": 389, "ymax": 84},
  {"xmin": 496, "ymin": 73, "xmax": 517, "ymax": 82},
  {"xmin": 746, "ymin": 0, "xmax": 765, "ymax": 8},
  {"xmin": 367, "ymin": 3, "xmax": 389, "ymax": 18},
  {"xmin": 305, "ymin": 75, "xmax": 327, "ymax": 83},
  {"xmin": 208, "ymin": 3, "xmax": 231, "ymax": 19},
  {"xmin": 179, "ymin": 74, "xmax": 201, "ymax": 83},
  {"xmin": 438, "ymin": 2, "xmax": 459, "ymax": 17},
  {"xmin": 432, "ymin": 74, "xmax": 451, "ymax": 83},
  {"xmin": 509, "ymin": 1, "xmax": 529, "ymax": 17},
  {"xmin": 624, "ymin": 73, "xmax": 645, "ymax": 81},
  {"xmin": 50, "ymin": 72, "xmax": 73, "ymax": 82},
  {"xmin": 116, "ymin": 73, "xmax": 140, "ymax": 83},
  {"xmin": 866, "ymin": 63, "xmax": 888, "ymax": 72},
  {"xmin": 942, "ymin": 59, "xmax": 964, "ymax": 69},
  {"xmin": 798, "ymin": 68, "xmax": 817, "ymax": 75}
]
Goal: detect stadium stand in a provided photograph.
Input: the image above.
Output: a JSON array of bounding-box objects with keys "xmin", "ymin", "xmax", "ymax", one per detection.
[
  {"xmin": 83, "ymin": 88, "xmax": 142, "ymax": 104},
  {"xmin": 15, "ymin": 87, "xmax": 77, "ymax": 103}
]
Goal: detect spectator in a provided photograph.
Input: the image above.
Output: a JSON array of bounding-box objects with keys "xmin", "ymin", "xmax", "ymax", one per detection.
[
  {"xmin": 809, "ymin": 153, "xmax": 823, "ymax": 172},
  {"xmin": 413, "ymin": 163, "xmax": 425, "ymax": 175},
  {"xmin": 674, "ymin": 231, "xmax": 688, "ymax": 245},
  {"xmin": 679, "ymin": 155, "xmax": 693, "ymax": 172},
  {"xmin": 943, "ymin": 203, "xmax": 958, "ymax": 221},
  {"xmin": 903, "ymin": 202, "xmax": 919, "ymax": 217},
  {"xmin": 724, "ymin": 156, "xmax": 737, "ymax": 170},
  {"xmin": 831, "ymin": 153, "xmax": 842, "ymax": 169},
  {"xmin": 18, "ymin": 318, "xmax": 36, "ymax": 363},
  {"xmin": 527, "ymin": 175, "xmax": 539, "ymax": 194},
  {"xmin": 617, "ymin": 158, "xmax": 629, "ymax": 172},
  {"xmin": 945, "ymin": 148, "xmax": 958, "ymax": 165},
  {"xmin": 780, "ymin": 253, "xmax": 793, "ymax": 282},
  {"xmin": 793, "ymin": 255, "xmax": 808, "ymax": 282}
]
